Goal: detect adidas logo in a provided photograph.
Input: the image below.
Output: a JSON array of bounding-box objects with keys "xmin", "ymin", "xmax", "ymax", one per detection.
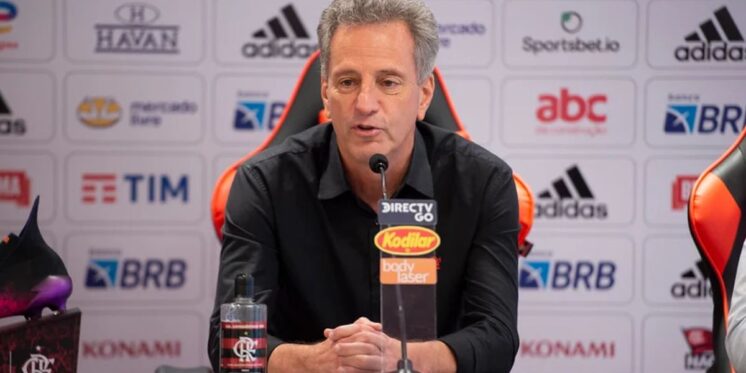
[
  {"xmin": 253, "ymin": 5, "xmax": 309, "ymax": 39},
  {"xmin": 535, "ymin": 165, "xmax": 608, "ymax": 219},
  {"xmin": 675, "ymin": 6, "xmax": 746, "ymax": 62},
  {"xmin": 0, "ymin": 91, "xmax": 11, "ymax": 115},
  {"xmin": 670, "ymin": 260, "xmax": 712, "ymax": 299},
  {"xmin": 0, "ymin": 91, "xmax": 26, "ymax": 135},
  {"xmin": 242, "ymin": 4, "xmax": 317, "ymax": 59}
]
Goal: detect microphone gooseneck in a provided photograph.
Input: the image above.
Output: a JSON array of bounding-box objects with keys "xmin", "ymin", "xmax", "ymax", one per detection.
[{"xmin": 369, "ymin": 154, "xmax": 389, "ymax": 201}]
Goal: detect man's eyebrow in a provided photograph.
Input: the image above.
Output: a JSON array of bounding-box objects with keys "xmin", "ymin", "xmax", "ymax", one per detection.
[
  {"xmin": 377, "ymin": 69, "xmax": 405, "ymax": 77},
  {"xmin": 330, "ymin": 68, "xmax": 360, "ymax": 78},
  {"xmin": 330, "ymin": 68, "xmax": 406, "ymax": 78}
]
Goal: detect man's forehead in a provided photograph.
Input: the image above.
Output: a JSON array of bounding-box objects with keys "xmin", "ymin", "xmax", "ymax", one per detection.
[{"xmin": 326, "ymin": 21, "xmax": 416, "ymax": 75}]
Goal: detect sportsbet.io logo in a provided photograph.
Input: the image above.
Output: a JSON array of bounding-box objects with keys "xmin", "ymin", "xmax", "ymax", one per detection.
[
  {"xmin": 675, "ymin": 6, "xmax": 745, "ymax": 63},
  {"xmin": 242, "ymin": 4, "xmax": 317, "ymax": 59}
]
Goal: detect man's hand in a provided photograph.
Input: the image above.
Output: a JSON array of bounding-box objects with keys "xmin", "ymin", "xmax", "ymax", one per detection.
[
  {"xmin": 269, "ymin": 317, "xmax": 455, "ymax": 373},
  {"xmin": 326, "ymin": 317, "xmax": 400, "ymax": 372}
]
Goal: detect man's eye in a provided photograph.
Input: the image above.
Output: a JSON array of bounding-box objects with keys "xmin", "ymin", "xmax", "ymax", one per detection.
[
  {"xmin": 338, "ymin": 79, "xmax": 355, "ymax": 88},
  {"xmin": 382, "ymin": 80, "xmax": 399, "ymax": 88}
]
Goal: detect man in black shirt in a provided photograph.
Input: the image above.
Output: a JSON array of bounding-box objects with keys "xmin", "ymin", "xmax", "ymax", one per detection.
[{"xmin": 209, "ymin": 0, "xmax": 519, "ymax": 372}]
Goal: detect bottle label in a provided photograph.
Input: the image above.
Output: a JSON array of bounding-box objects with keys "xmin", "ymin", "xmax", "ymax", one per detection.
[{"xmin": 220, "ymin": 321, "xmax": 267, "ymax": 373}]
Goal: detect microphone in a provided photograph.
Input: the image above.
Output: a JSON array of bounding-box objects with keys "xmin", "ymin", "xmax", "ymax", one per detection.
[
  {"xmin": 369, "ymin": 153, "xmax": 389, "ymax": 201},
  {"xmin": 368, "ymin": 154, "xmax": 418, "ymax": 373}
]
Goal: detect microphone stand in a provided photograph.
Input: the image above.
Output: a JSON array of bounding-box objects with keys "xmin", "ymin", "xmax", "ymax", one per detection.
[{"xmin": 371, "ymin": 155, "xmax": 418, "ymax": 373}]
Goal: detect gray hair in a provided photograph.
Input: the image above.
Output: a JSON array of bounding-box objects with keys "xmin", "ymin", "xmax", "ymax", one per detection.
[{"xmin": 317, "ymin": 0, "xmax": 439, "ymax": 84}]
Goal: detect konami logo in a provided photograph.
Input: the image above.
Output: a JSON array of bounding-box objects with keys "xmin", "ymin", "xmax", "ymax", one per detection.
[
  {"xmin": 82, "ymin": 340, "xmax": 181, "ymax": 359},
  {"xmin": 520, "ymin": 339, "xmax": 616, "ymax": 359}
]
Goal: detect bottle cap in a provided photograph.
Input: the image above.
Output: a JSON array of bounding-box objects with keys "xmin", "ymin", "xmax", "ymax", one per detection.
[{"xmin": 234, "ymin": 273, "xmax": 254, "ymax": 300}]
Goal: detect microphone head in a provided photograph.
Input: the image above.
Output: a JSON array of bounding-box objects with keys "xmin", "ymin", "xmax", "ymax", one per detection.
[{"xmin": 369, "ymin": 154, "xmax": 389, "ymax": 174}]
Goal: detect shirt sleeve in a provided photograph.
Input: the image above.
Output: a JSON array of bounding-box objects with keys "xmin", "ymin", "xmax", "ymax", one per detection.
[
  {"xmin": 208, "ymin": 164, "xmax": 284, "ymax": 372},
  {"xmin": 437, "ymin": 166, "xmax": 520, "ymax": 373},
  {"xmin": 727, "ymin": 249, "xmax": 746, "ymax": 372}
]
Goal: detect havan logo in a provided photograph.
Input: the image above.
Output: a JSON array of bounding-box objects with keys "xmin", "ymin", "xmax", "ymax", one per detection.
[{"xmin": 95, "ymin": 3, "xmax": 179, "ymax": 54}]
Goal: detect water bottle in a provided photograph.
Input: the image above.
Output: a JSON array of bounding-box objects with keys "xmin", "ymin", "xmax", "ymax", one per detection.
[{"xmin": 220, "ymin": 273, "xmax": 267, "ymax": 373}]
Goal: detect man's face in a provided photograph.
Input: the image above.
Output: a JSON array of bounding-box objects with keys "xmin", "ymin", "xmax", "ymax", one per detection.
[{"xmin": 321, "ymin": 21, "xmax": 434, "ymax": 167}]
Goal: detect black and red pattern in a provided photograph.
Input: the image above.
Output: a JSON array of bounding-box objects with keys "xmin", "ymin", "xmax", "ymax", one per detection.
[
  {"xmin": 0, "ymin": 308, "xmax": 81, "ymax": 373},
  {"xmin": 220, "ymin": 321, "xmax": 267, "ymax": 373}
]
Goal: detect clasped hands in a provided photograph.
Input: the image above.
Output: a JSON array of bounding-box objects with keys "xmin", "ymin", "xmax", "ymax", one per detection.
[{"xmin": 314, "ymin": 317, "xmax": 402, "ymax": 373}]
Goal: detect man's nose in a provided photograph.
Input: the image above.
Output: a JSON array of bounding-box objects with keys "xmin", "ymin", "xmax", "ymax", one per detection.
[{"xmin": 354, "ymin": 81, "xmax": 380, "ymax": 115}]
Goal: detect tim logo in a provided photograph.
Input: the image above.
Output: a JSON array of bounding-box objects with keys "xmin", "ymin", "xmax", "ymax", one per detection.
[
  {"xmin": 519, "ymin": 259, "xmax": 616, "ymax": 291},
  {"xmin": 242, "ymin": 4, "xmax": 317, "ymax": 59},
  {"xmin": 0, "ymin": 170, "xmax": 30, "ymax": 207},
  {"xmin": 0, "ymin": 91, "xmax": 27, "ymax": 136},
  {"xmin": 664, "ymin": 102, "xmax": 745, "ymax": 135},
  {"xmin": 675, "ymin": 6, "xmax": 745, "ymax": 62},
  {"xmin": 671, "ymin": 260, "xmax": 712, "ymax": 300},
  {"xmin": 672, "ymin": 175, "xmax": 698, "ymax": 210},
  {"xmin": 81, "ymin": 173, "xmax": 117, "ymax": 204},
  {"xmin": 535, "ymin": 165, "xmax": 608, "ymax": 220},
  {"xmin": 95, "ymin": 3, "xmax": 179, "ymax": 54},
  {"xmin": 81, "ymin": 173, "xmax": 189, "ymax": 205},
  {"xmin": 234, "ymin": 101, "xmax": 285, "ymax": 131},
  {"xmin": 682, "ymin": 328, "xmax": 714, "ymax": 370},
  {"xmin": 77, "ymin": 97, "xmax": 122, "ymax": 128},
  {"xmin": 85, "ymin": 253, "xmax": 186, "ymax": 289}
]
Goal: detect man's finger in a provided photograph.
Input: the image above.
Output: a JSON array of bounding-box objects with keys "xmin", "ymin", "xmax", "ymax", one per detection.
[
  {"xmin": 328, "ymin": 323, "xmax": 365, "ymax": 341},
  {"xmin": 335, "ymin": 341, "xmax": 382, "ymax": 357},
  {"xmin": 335, "ymin": 330, "xmax": 388, "ymax": 350},
  {"xmin": 354, "ymin": 317, "xmax": 382, "ymax": 331},
  {"xmin": 338, "ymin": 354, "xmax": 384, "ymax": 371}
]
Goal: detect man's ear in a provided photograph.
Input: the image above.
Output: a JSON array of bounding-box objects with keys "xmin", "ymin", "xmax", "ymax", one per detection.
[
  {"xmin": 321, "ymin": 78, "xmax": 330, "ymax": 116},
  {"xmin": 417, "ymin": 74, "xmax": 435, "ymax": 121}
]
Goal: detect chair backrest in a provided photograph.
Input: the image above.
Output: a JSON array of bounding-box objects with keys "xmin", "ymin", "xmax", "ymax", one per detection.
[
  {"xmin": 211, "ymin": 50, "xmax": 534, "ymax": 254},
  {"xmin": 688, "ymin": 129, "xmax": 746, "ymax": 373}
]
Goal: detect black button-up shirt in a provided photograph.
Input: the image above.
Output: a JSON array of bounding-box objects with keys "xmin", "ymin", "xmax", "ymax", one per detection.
[{"xmin": 209, "ymin": 122, "xmax": 519, "ymax": 372}]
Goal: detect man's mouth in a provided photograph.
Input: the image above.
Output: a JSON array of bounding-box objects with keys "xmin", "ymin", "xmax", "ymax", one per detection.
[{"xmin": 353, "ymin": 124, "xmax": 382, "ymax": 136}]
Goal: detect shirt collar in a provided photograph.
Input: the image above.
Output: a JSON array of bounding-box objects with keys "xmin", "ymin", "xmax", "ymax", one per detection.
[{"xmin": 317, "ymin": 125, "xmax": 434, "ymax": 200}]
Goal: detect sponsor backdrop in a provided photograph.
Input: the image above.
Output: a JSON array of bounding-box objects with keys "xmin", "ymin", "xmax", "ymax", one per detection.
[{"xmin": 0, "ymin": 0, "xmax": 744, "ymax": 371}]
